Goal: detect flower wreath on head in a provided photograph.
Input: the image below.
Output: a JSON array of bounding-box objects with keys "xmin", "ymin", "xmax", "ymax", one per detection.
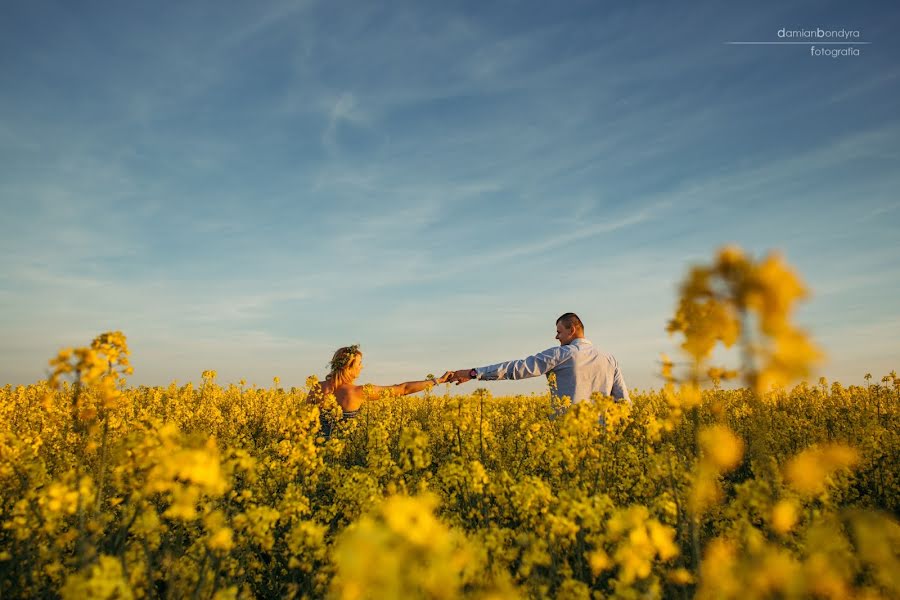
[{"xmin": 329, "ymin": 344, "xmax": 361, "ymax": 373}]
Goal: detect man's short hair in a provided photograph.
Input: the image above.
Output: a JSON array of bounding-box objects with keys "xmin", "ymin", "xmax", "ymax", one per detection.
[{"xmin": 556, "ymin": 312, "xmax": 584, "ymax": 331}]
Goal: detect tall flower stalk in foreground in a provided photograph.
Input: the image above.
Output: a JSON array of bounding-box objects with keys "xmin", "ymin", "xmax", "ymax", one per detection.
[{"xmin": 666, "ymin": 245, "xmax": 821, "ymax": 394}]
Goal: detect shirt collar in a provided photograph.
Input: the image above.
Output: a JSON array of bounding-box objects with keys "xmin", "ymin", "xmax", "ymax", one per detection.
[{"xmin": 570, "ymin": 337, "xmax": 592, "ymax": 346}]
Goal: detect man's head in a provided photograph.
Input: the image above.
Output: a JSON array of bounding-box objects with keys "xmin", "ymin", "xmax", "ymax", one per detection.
[{"xmin": 555, "ymin": 312, "xmax": 584, "ymax": 345}]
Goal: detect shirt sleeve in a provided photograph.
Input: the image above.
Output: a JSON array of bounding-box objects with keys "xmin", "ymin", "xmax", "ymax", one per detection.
[
  {"xmin": 475, "ymin": 346, "xmax": 574, "ymax": 381},
  {"xmin": 611, "ymin": 360, "xmax": 631, "ymax": 404}
]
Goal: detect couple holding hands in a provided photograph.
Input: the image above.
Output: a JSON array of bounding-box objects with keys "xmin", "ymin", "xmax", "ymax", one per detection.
[{"xmin": 312, "ymin": 313, "xmax": 630, "ymax": 434}]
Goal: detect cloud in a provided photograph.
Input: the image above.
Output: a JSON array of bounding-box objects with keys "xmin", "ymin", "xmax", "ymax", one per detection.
[
  {"xmin": 322, "ymin": 92, "xmax": 373, "ymax": 154},
  {"xmin": 474, "ymin": 202, "xmax": 667, "ymax": 264},
  {"xmin": 860, "ymin": 202, "xmax": 900, "ymax": 222},
  {"xmin": 188, "ymin": 290, "xmax": 313, "ymax": 323},
  {"xmin": 222, "ymin": 0, "xmax": 319, "ymax": 48},
  {"xmin": 827, "ymin": 68, "xmax": 900, "ymax": 105}
]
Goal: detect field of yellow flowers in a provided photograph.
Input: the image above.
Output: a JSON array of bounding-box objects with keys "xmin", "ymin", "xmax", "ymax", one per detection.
[{"xmin": 1, "ymin": 248, "xmax": 898, "ymax": 599}]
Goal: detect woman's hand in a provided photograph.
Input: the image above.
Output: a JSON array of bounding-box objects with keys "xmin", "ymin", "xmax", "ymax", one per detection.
[{"xmin": 434, "ymin": 371, "xmax": 453, "ymax": 384}]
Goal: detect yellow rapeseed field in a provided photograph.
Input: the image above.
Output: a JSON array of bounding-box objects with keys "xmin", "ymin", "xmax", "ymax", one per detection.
[{"xmin": 1, "ymin": 248, "xmax": 897, "ymax": 599}]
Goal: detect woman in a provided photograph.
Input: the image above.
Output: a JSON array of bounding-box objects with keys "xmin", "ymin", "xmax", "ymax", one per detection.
[{"xmin": 312, "ymin": 345, "xmax": 449, "ymax": 436}]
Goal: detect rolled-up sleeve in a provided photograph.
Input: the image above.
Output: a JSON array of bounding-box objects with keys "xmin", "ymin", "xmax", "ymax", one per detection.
[{"xmin": 475, "ymin": 346, "xmax": 574, "ymax": 381}]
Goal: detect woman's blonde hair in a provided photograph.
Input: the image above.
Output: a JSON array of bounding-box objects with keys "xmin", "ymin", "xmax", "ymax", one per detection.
[{"xmin": 326, "ymin": 345, "xmax": 361, "ymax": 387}]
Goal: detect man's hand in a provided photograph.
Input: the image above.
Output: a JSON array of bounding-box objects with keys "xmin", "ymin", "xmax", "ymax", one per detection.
[{"xmin": 445, "ymin": 369, "xmax": 474, "ymax": 385}]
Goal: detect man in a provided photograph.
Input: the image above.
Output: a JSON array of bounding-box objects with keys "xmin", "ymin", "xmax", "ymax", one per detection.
[{"xmin": 444, "ymin": 313, "xmax": 630, "ymax": 406}]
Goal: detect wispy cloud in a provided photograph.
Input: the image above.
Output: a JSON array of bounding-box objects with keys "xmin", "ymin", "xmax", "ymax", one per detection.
[
  {"xmin": 322, "ymin": 92, "xmax": 373, "ymax": 154},
  {"xmin": 222, "ymin": 0, "xmax": 319, "ymax": 48},
  {"xmin": 475, "ymin": 203, "xmax": 667, "ymax": 265}
]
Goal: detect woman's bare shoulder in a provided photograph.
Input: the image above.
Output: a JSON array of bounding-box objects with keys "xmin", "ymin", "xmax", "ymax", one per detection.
[
  {"xmin": 339, "ymin": 384, "xmax": 368, "ymax": 398},
  {"xmin": 350, "ymin": 383, "xmax": 381, "ymax": 396},
  {"xmin": 331, "ymin": 384, "xmax": 366, "ymax": 411}
]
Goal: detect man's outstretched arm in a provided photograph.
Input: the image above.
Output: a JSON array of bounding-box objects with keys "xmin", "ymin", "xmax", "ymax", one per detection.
[{"xmin": 446, "ymin": 346, "xmax": 574, "ymax": 384}]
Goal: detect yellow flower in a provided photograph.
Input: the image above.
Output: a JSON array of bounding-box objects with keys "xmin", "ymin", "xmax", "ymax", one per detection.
[
  {"xmin": 689, "ymin": 470, "xmax": 722, "ymax": 515},
  {"xmin": 747, "ymin": 253, "xmax": 807, "ymax": 336},
  {"xmin": 207, "ymin": 527, "xmax": 234, "ymax": 552},
  {"xmin": 668, "ymin": 568, "xmax": 694, "ymax": 585},
  {"xmin": 660, "ymin": 353, "xmax": 674, "ymax": 382},
  {"xmin": 717, "ymin": 244, "xmax": 746, "ymax": 267},
  {"xmin": 699, "ymin": 425, "xmax": 744, "ymax": 471},
  {"xmin": 679, "ymin": 384, "xmax": 702, "ymax": 410},
  {"xmin": 382, "ymin": 494, "xmax": 441, "ymax": 548},
  {"xmin": 60, "ymin": 555, "xmax": 133, "ymax": 600},
  {"xmin": 648, "ymin": 521, "xmax": 679, "ymax": 560},
  {"xmin": 696, "ymin": 539, "xmax": 739, "ymax": 599},
  {"xmin": 784, "ymin": 444, "xmax": 859, "ymax": 496},
  {"xmin": 771, "ymin": 499, "xmax": 798, "ymax": 534},
  {"xmin": 588, "ymin": 549, "xmax": 612, "ymax": 576}
]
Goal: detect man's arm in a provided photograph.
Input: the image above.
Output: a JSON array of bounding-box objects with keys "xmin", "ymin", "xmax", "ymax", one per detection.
[{"xmin": 448, "ymin": 346, "xmax": 574, "ymax": 384}]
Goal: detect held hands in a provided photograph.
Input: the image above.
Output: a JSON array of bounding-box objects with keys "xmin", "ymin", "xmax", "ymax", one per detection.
[
  {"xmin": 442, "ymin": 369, "xmax": 475, "ymax": 385},
  {"xmin": 433, "ymin": 372, "xmax": 451, "ymax": 385}
]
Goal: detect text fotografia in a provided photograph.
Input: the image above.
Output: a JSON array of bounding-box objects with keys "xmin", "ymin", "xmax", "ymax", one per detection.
[
  {"xmin": 810, "ymin": 46, "xmax": 859, "ymax": 57},
  {"xmin": 778, "ymin": 27, "xmax": 861, "ymax": 40}
]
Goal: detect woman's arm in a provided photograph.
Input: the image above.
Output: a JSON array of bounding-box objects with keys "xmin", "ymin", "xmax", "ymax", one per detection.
[{"xmin": 364, "ymin": 373, "xmax": 450, "ymax": 397}]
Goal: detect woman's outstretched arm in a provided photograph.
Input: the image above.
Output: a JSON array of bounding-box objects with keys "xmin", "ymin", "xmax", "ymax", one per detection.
[{"xmin": 364, "ymin": 373, "xmax": 450, "ymax": 397}]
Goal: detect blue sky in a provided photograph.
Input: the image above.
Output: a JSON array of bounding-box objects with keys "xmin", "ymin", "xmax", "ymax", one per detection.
[{"xmin": 1, "ymin": 0, "xmax": 898, "ymax": 394}]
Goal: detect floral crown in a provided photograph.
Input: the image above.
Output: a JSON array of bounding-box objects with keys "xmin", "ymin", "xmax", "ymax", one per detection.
[{"xmin": 329, "ymin": 344, "xmax": 361, "ymax": 373}]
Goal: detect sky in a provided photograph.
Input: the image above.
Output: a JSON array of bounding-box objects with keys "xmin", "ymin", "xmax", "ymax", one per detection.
[{"xmin": 1, "ymin": 0, "xmax": 898, "ymax": 395}]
